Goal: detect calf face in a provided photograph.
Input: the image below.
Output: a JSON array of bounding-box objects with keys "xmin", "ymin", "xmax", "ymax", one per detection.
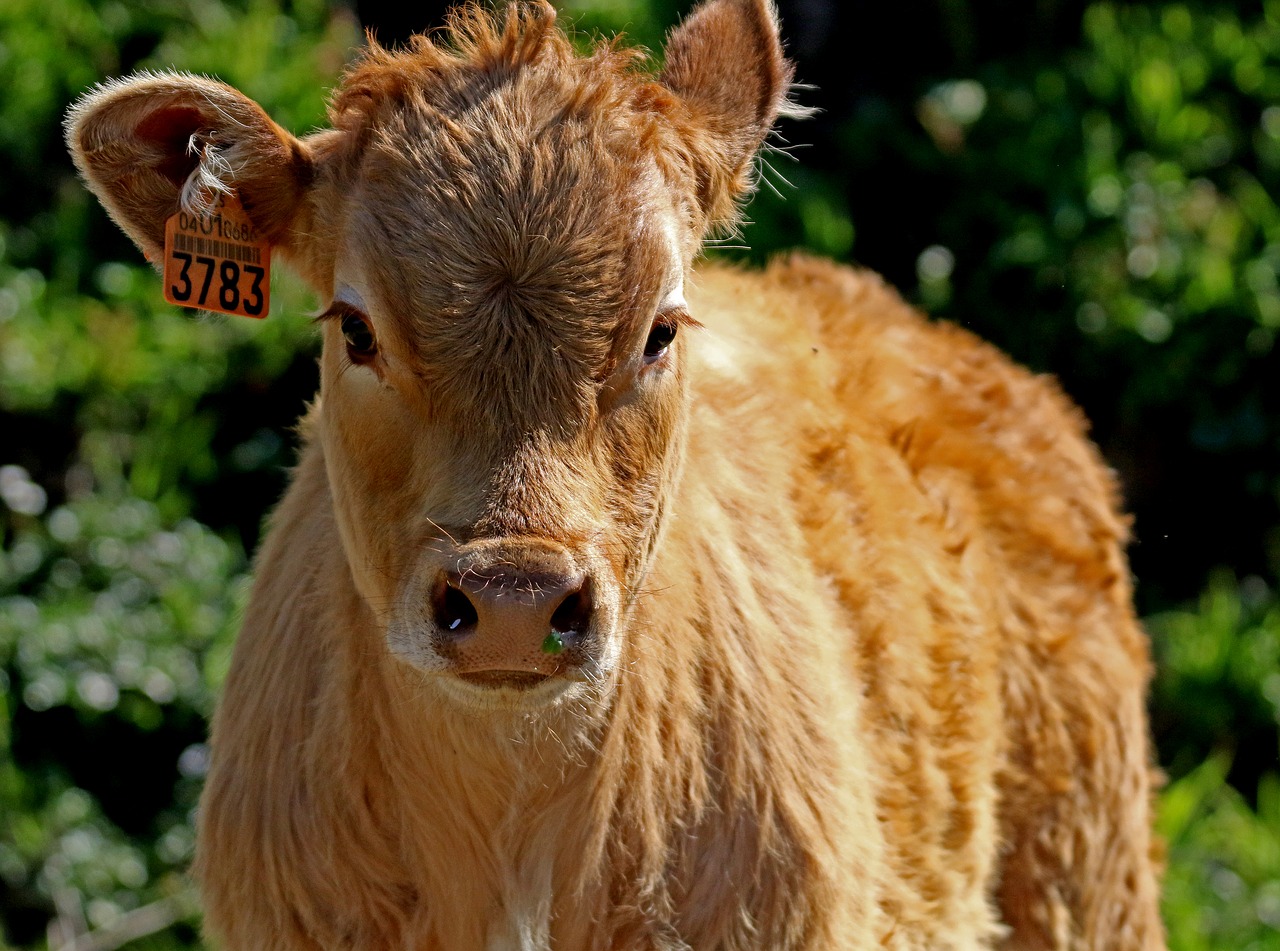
[{"xmin": 66, "ymin": 0, "xmax": 793, "ymax": 709}]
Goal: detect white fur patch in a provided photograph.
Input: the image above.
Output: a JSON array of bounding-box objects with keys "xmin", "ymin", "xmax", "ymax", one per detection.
[
  {"xmin": 658, "ymin": 281, "xmax": 686, "ymax": 314},
  {"xmin": 658, "ymin": 211, "xmax": 687, "ymax": 313}
]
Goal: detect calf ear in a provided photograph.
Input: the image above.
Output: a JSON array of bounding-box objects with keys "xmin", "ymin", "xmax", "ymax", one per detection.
[
  {"xmin": 65, "ymin": 73, "xmax": 313, "ymax": 263},
  {"xmin": 659, "ymin": 0, "xmax": 795, "ymax": 229}
]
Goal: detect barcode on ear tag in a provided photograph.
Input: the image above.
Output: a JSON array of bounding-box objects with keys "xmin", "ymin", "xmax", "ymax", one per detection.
[{"xmin": 162, "ymin": 192, "xmax": 271, "ymax": 319}]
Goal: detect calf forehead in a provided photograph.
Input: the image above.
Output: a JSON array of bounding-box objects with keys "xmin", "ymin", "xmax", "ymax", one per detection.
[{"xmin": 345, "ymin": 90, "xmax": 671, "ymax": 430}]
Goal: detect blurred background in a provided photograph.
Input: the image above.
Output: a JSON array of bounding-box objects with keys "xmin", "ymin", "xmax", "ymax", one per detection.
[{"xmin": 1, "ymin": 0, "xmax": 1277, "ymax": 947}]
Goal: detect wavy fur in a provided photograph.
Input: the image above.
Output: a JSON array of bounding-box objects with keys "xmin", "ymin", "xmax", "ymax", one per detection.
[{"xmin": 65, "ymin": 2, "xmax": 1165, "ymax": 948}]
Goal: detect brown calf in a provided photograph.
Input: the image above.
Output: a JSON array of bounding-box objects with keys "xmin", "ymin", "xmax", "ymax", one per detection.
[{"xmin": 66, "ymin": 1, "xmax": 1165, "ymax": 948}]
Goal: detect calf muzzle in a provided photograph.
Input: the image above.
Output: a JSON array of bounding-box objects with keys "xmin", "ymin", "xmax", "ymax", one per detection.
[{"xmin": 428, "ymin": 539, "xmax": 597, "ymax": 685}]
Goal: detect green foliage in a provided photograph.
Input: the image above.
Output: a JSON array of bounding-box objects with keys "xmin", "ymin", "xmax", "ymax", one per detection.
[
  {"xmin": 1160, "ymin": 754, "xmax": 1280, "ymax": 951},
  {"xmin": 1151, "ymin": 573, "xmax": 1280, "ymax": 777},
  {"xmin": 1149, "ymin": 574, "xmax": 1280, "ymax": 946},
  {"xmin": 1, "ymin": 492, "xmax": 243, "ymax": 947},
  {"xmin": 0, "ymin": 0, "xmax": 355, "ymax": 945},
  {"xmin": 1, "ymin": 252, "xmax": 320, "ymax": 520}
]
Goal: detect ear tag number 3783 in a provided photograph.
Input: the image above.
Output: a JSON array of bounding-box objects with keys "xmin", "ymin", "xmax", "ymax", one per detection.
[{"xmin": 162, "ymin": 192, "xmax": 272, "ymax": 319}]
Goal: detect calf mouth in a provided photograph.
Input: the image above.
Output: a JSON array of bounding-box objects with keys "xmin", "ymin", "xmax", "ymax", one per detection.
[
  {"xmin": 456, "ymin": 670, "xmax": 555, "ymax": 690},
  {"xmin": 431, "ymin": 666, "xmax": 591, "ymax": 712}
]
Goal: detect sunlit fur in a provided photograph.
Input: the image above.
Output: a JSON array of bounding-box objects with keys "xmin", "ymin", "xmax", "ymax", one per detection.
[{"xmin": 66, "ymin": 1, "xmax": 1165, "ymax": 949}]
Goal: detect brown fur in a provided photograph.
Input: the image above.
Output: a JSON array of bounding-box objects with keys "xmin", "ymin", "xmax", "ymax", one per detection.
[{"xmin": 65, "ymin": 2, "xmax": 1165, "ymax": 948}]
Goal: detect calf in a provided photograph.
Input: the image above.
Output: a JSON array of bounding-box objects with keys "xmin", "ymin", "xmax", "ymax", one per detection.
[{"xmin": 66, "ymin": 1, "xmax": 1165, "ymax": 948}]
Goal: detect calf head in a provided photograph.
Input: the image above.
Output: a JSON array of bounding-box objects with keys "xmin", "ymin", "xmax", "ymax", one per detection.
[{"xmin": 66, "ymin": 0, "xmax": 793, "ymax": 709}]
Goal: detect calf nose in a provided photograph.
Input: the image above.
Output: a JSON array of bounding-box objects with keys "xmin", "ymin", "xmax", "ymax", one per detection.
[{"xmin": 429, "ymin": 554, "xmax": 594, "ymax": 681}]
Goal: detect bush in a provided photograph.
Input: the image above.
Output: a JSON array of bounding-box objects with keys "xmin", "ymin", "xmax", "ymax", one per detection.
[
  {"xmin": 0, "ymin": 0, "xmax": 356, "ymax": 944},
  {"xmin": 1, "ymin": 491, "xmax": 242, "ymax": 947}
]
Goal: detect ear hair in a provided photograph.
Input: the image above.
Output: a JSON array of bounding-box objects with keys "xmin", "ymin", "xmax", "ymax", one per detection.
[
  {"xmin": 65, "ymin": 72, "xmax": 314, "ymax": 263},
  {"xmin": 659, "ymin": 0, "xmax": 799, "ymax": 232}
]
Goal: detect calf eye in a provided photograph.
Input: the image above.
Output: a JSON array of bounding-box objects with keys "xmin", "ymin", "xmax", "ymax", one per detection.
[
  {"xmin": 643, "ymin": 316, "xmax": 679, "ymax": 363},
  {"xmin": 341, "ymin": 313, "xmax": 377, "ymax": 362}
]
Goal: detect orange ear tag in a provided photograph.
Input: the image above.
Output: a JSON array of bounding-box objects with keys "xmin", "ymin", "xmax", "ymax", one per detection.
[{"xmin": 162, "ymin": 191, "xmax": 272, "ymax": 318}]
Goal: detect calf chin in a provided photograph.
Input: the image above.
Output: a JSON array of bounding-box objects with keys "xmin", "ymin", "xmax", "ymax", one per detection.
[{"xmin": 426, "ymin": 668, "xmax": 595, "ymax": 714}]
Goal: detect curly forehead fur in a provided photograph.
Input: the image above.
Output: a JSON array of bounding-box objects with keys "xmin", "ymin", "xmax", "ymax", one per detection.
[
  {"xmin": 332, "ymin": 2, "xmax": 661, "ymax": 131},
  {"xmin": 321, "ymin": 2, "xmax": 693, "ymax": 429}
]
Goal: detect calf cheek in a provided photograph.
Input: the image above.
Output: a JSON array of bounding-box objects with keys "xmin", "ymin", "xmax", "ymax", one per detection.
[
  {"xmin": 602, "ymin": 393, "xmax": 685, "ymax": 599},
  {"xmin": 320, "ymin": 387, "xmax": 448, "ymax": 616}
]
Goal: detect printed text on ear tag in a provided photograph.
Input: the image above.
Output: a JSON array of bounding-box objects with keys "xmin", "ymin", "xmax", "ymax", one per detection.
[{"xmin": 162, "ymin": 191, "xmax": 272, "ymax": 319}]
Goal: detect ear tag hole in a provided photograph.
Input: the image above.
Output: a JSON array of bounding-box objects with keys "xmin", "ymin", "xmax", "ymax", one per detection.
[{"xmin": 162, "ymin": 191, "xmax": 272, "ymax": 319}]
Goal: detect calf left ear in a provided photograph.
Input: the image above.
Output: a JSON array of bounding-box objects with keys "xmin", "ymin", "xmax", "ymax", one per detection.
[
  {"xmin": 65, "ymin": 73, "xmax": 313, "ymax": 264},
  {"xmin": 659, "ymin": 0, "xmax": 794, "ymax": 230}
]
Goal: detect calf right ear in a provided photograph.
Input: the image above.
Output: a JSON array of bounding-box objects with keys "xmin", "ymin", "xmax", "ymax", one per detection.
[{"xmin": 65, "ymin": 73, "xmax": 314, "ymax": 265}]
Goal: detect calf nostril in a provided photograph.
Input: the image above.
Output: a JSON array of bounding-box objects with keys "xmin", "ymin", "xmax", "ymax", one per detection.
[
  {"xmin": 549, "ymin": 579, "xmax": 593, "ymax": 639},
  {"xmin": 434, "ymin": 582, "xmax": 478, "ymax": 635}
]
